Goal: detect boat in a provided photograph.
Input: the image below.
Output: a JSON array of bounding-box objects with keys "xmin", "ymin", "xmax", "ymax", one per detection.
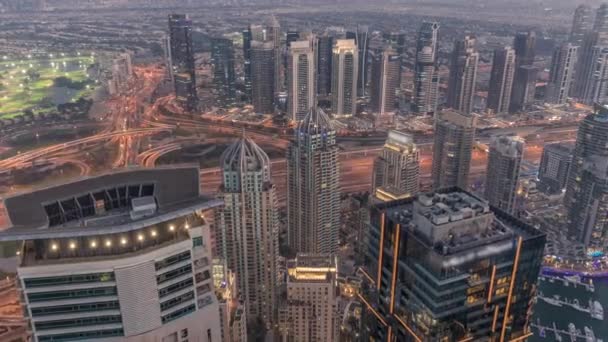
[{"xmin": 590, "ymin": 300, "xmax": 604, "ymax": 320}]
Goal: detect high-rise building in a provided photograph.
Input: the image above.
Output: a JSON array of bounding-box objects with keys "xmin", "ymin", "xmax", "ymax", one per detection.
[
  {"xmin": 372, "ymin": 130, "xmax": 419, "ymax": 201},
  {"xmin": 431, "ymin": 110, "xmax": 477, "ymax": 190},
  {"xmin": 546, "ymin": 43, "xmax": 578, "ymax": 104},
  {"xmin": 570, "ymin": 4, "xmax": 593, "ymax": 46},
  {"xmin": 242, "ymin": 28, "xmax": 253, "ymax": 103},
  {"xmin": 370, "ymin": 46, "xmax": 401, "ymax": 118},
  {"xmin": 574, "ymin": 5, "xmax": 608, "ymax": 98},
  {"xmin": 168, "ymin": 14, "xmax": 198, "ymax": 111},
  {"xmin": 582, "ymin": 46, "xmax": 608, "ymax": 105},
  {"xmin": 317, "ymin": 34, "xmax": 334, "ymax": 97},
  {"xmin": 4, "ymin": 167, "xmax": 223, "ymax": 342},
  {"xmin": 287, "ymin": 108, "xmax": 340, "ymax": 254},
  {"xmin": 510, "ymin": 65, "xmax": 538, "ymax": 113},
  {"xmin": 216, "ymin": 137, "xmax": 279, "ymax": 326},
  {"xmin": 280, "ymin": 254, "xmax": 339, "ymax": 342},
  {"xmin": 287, "ymin": 38, "xmax": 317, "ymax": 122},
  {"xmin": 566, "ymin": 104, "xmax": 608, "ymax": 249},
  {"xmin": 331, "ymin": 39, "xmax": 358, "ymax": 117},
  {"xmin": 347, "ymin": 26, "xmax": 369, "ymax": 97},
  {"xmin": 361, "ymin": 189, "xmax": 546, "ymax": 341},
  {"xmin": 250, "ymin": 41, "xmax": 276, "ymax": 114},
  {"xmin": 412, "ymin": 22, "xmax": 440, "ymax": 115},
  {"xmin": 446, "ymin": 35, "xmax": 479, "ymax": 114},
  {"xmin": 265, "ymin": 16, "xmax": 282, "ymax": 95},
  {"xmin": 538, "ymin": 142, "xmax": 573, "ymax": 194},
  {"xmin": 383, "ymin": 31, "xmax": 407, "ymax": 55},
  {"xmin": 484, "ymin": 135, "xmax": 525, "ymax": 214},
  {"xmin": 211, "ymin": 37, "xmax": 236, "ymax": 107},
  {"xmin": 509, "ymin": 31, "xmax": 536, "ymax": 112},
  {"xmin": 595, "ymin": 3, "xmax": 608, "ymax": 44},
  {"xmin": 487, "ymin": 46, "xmax": 516, "ymax": 114}
]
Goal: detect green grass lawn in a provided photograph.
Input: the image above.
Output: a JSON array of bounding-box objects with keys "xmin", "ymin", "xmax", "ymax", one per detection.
[{"xmin": 0, "ymin": 55, "xmax": 96, "ymax": 119}]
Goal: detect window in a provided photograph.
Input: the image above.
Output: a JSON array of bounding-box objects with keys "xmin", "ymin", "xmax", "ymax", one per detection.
[
  {"xmin": 161, "ymin": 304, "xmax": 195, "ymax": 324},
  {"xmin": 157, "ymin": 264, "xmax": 192, "ymax": 285},
  {"xmin": 160, "ymin": 291, "xmax": 195, "ymax": 312},
  {"xmin": 28, "ymin": 287, "xmax": 117, "ymax": 302},
  {"xmin": 181, "ymin": 329, "xmax": 189, "ymax": 339},
  {"xmin": 192, "ymin": 237, "xmax": 203, "ymax": 248},
  {"xmin": 31, "ymin": 301, "xmax": 120, "ymax": 317},
  {"xmin": 159, "ymin": 278, "xmax": 194, "ymax": 298},
  {"xmin": 35, "ymin": 315, "xmax": 122, "ymax": 330},
  {"xmin": 24, "ymin": 273, "xmax": 115, "ymax": 288},
  {"xmin": 38, "ymin": 328, "xmax": 124, "ymax": 341},
  {"xmin": 156, "ymin": 251, "xmax": 191, "ymax": 271}
]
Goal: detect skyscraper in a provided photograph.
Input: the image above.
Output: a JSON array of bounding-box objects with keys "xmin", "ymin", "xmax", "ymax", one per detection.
[
  {"xmin": 168, "ymin": 14, "xmax": 198, "ymax": 111},
  {"xmin": 412, "ymin": 22, "xmax": 440, "ymax": 115},
  {"xmin": 484, "ymin": 135, "xmax": 525, "ymax": 214},
  {"xmin": 538, "ymin": 142, "xmax": 573, "ymax": 194},
  {"xmin": 595, "ymin": 3, "xmax": 608, "ymax": 44},
  {"xmin": 566, "ymin": 104, "xmax": 608, "ymax": 249},
  {"xmin": 546, "ymin": 43, "xmax": 578, "ymax": 105},
  {"xmin": 287, "ymin": 38, "xmax": 317, "ymax": 122},
  {"xmin": 431, "ymin": 109, "xmax": 477, "ymax": 190},
  {"xmin": 280, "ymin": 254, "xmax": 339, "ymax": 342},
  {"xmin": 317, "ymin": 33, "xmax": 334, "ymax": 97},
  {"xmin": 582, "ymin": 46, "xmax": 608, "ymax": 105},
  {"xmin": 242, "ymin": 27, "xmax": 253, "ymax": 103},
  {"xmin": 370, "ymin": 46, "xmax": 401, "ymax": 118},
  {"xmin": 211, "ymin": 37, "xmax": 236, "ymax": 107},
  {"xmin": 362, "ymin": 189, "xmax": 546, "ymax": 341},
  {"xmin": 250, "ymin": 41, "xmax": 276, "ymax": 114},
  {"xmin": 4, "ymin": 167, "xmax": 223, "ymax": 342},
  {"xmin": 510, "ymin": 31, "xmax": 536, "ymax": 112},
  {"xmin": 446, "ymin": 35, "xmax": 479, "ymax": 114},
  {"xmin": 287, "ymin": 108, "xmax": 340, "ymax": 254},
  {"xmin": 216, "ymin": 136, "xmax": 279, "ymax": 326},
  {"xmin": 510, "ymin": 65, "xmax": 538, "ymax": 112},
  {"xmin": 487, "ymin": 46, "xmax": 516, "ymax": 114},
  {"xmin": 265, "ymin": 16, "xmax": 282, "ymax": 95},
  {"xmin": 347, "ymin": 25, "xmax": 369, "ymax": 97},
  {"xmin": 570, "ymin": 4, "xmax": 593, "ymax": 46},
  {"xmin": 331, "ymin": 39, "xmax": 358, "ymax": 117},
  {"xmin": 372, "ymin": 130, "xmax": 420, "ymax": 201},
  {"xmin": 574, "ymin": 5, "xmax": 608, "ymax": 98}
]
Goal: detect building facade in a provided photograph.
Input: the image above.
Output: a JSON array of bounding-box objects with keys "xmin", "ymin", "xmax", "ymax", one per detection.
[
  {"xmin": 362, "ymin": 189, "xmax": 546, "ymax": 341},
  {"xmin": 288, "ymin": 38, "xmax": 317, "ymax": 122},
  {"xmin": 211, "ymin": 37, "xmax": 237, "ymax": 107},
  {"xmin": 484, "ymin": 135, "xmax": 525, "ymax": 214},
  {"xmin": 566, "ymin": 104, "xmax": 608, "ymax": 250},
  {"xmin": 487, "ymin": 46, "xmax": 516, "ymax": 114},
  {"xmin": 317, "ymin": 34, "xmax": 335, "ymax": 98},
  {"xmin": 370, "ymin": 46, "xmax": 401, "ymax": 118},
  {"xmin": 4, "ymin": 167, "xmax": 222, "ymax": 342},
  {"xmin": 446, "ymin": 35, "xmax": 479, "ymax": 114},
  {"xmin": 168, "ymin": 14, "xmax": 198, "ymax": 111},
  {"xmin": 216, "ymin": 137, "xmax": 279, "ymax": 326},
  {"xmin": 287, "ymin": 108, "xmax": 341, "ymax": 254},
  {"xmin": 546, "ymin": 43, "xmax": 578, "ymax": 105},
  {"xmin": 431, "ymin": 110, "xmax": 477, "ymax": 190},
  {"xmin": 331, "ymin": 39, "xmax": 358, "ymax": 117},
  {"xmin": 538, "ymin": 142, "xmax": 573, "ymax": 194},
  {"xmin": 280, "ymin": 254, "xmax": 339, "ymax": 342},
  {"xmin": 582, "ymin": 46, "xmax": 608, "ymax": 105},
  {"xmin": 251, "ymin": 41, "xmax": 276, "ymax": 114},
  {"xmin": 412, "ymin": 22, "xmax": 440, "ymax": 116},
  {"xmin": 372, "ymin": 131, "xmax": 420, "ymax": 201}
]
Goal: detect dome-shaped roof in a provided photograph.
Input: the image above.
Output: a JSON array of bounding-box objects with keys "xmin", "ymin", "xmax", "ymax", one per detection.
[
  {"xmin": 297, "ymin": 107, "xmax": 334, "ymax": 136},
  {"xmin": 221, "ymin": 135, "xmax": 270, "ymax": 179}
]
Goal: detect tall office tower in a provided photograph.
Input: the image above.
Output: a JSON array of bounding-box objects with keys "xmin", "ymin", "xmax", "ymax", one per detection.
[
  {"xmin": 582, "ymin": 46, "xmax": 608, "ymax": 105},
  {"xmin": 242, "ymin": 28, "xmax": 253, "ymax": 102},
  {"xmin": 574, "ymin": 5, "xmax": 608, "ymax": 98},
  {"xmin": 214, "ymin": 269, "xmax": 247, "ymax": 342},
  {"xmin": 250, "ymin": 41, "xmax": 276, "ymax": 114},
  {"xmin": 216, "ymin": 137, "xmax": 279, "ymax": 326},
  {"xmin": 287, "ymin": 38, "xmax": 317, "ymax": 122},
  {"xmin": 383, "ymin": 31, "xmax": 407, "ymax": 55},
  {"xmin": 4, "ymin": 167, "xmax": 223, "ymax": 342},
  {"xmin": 347, "ymin": 26, "xmax": 369, "ymax": 96},
  {"xmin": 287, "ymin": 108, "xmax": 340, "ymax": 254},
  {"xmin": 596, "ymin": 3, "xmax": 608, "ymax": 44},
  {"xmin": 487, "ymin": 46, "xmax": 516, "ymax": 114},
  {"xmin": 168, "ymin": 14, "xmax": 198, "ymax": 111},
  {"xmin": 570, "ymin": 4, "xmax": 593, "ymax": 46},
  {"xmin": 546, "ymin": 43, "xmax": 578, "ymax": 104},
  {"xmin": 446, "ymin": 35, "xmax": 479, "ymax": 114},
  {"xmin": 566, "ymin": 104, "xmax": 608, "ymax": 249},
  {"xmin": 361, "ymin": 190, "xmax": 546, "ymax": 341},
  {"xmin": 317, "ymin": 34, "xmax": 334, "ymax": 97},
  {"xmin": 538, "ymin": 142, "xmax": 573, "ymax": 194},
  {"xmin": 280, "ymin": 254, "xmax": 339, "ymax": 342},
  {"xmin": 431, "ymin": 110, "xmax": 477, "ymax": 190},
  {"xmin": 372, "ymin": 130, "xmax": 420, "ymax": 201},
  {"xmin": 265, "ymin": 16, "xmax": 282, "ymax": 94},
  {"xmin": 211, "ymin": 37, "xmax": 236, "ymax": 107},
  {"xmin": 286, "ymin": 30, "xmax": 300, "ymax": 47},
  {"xmin": 331, "ymin": 39, "xmax": 358, "ymax": 117},
  {"xmin": 484, "ymin": 135, "xmax": 525, "ymax": 214},
  {"xmin": 509, "ymin": 31, "xmax": 536, "ymax": 112},
  {"xmin": 370, "ymin": 46, "xmax": 401, "ymax": 118},
  {"xmin": 510, "ymin": 65, "xmax": 538, "ymax": 112},
  {"xmin": 412, "ymin": 22, "xmax": 440, "ymax": 115}
]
